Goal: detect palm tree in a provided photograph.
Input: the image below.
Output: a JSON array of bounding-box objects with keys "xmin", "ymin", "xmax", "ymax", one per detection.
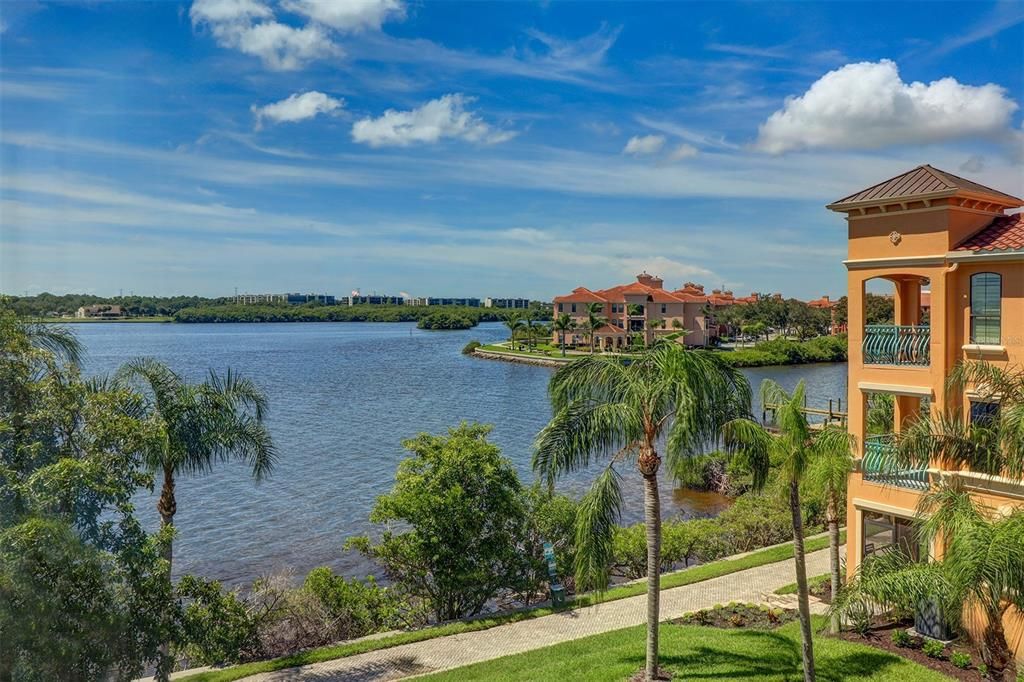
[
  {"xmin": 804, "ymin": 426, "xmax": 854, "ymax": 634},
  {"xmin": 552, "ymin": 313, "xmax": 572, "ymax": 357},
  {"xmin": 834, "ymin": 484, "xmax": 1024, "ymax": 677},
  {"xmin": 723, "ymin": 380, "xmax": 828, "ymax": 682},
  {"xmin": 585, "ymin": 303, "xmax": 605, "ymax": 354},
  {"xmin": 504, "ymin": 313, "xmax": 525, "ymax": 348},
  {"xmin": 534, "ymin": 344, "xmax": 749, "ymax": 681},
  {"xmin": 524, "ymin": 316, "xmax": 536, "ymax": 351},
  {"xmin": 116, "ymin": 358, "xmax": 276, "ymax": 575}
]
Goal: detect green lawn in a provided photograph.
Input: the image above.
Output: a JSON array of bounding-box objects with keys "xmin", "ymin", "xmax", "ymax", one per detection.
[
  {"xmin": 419, "ymin": 617, "xmax": 951, "ymax": 682},
  {"xmin": 774, "ymin": 572, "xmax": 830, "ymax": 595},
  {"xmin": 178, "ymin": 534, "xmax": 841, "ymax": 682}
]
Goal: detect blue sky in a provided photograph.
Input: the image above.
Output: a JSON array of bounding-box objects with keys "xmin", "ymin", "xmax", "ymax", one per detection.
[{"xmin": 1, "ymin": 0, "xmax": 1022, "ymax": 300}]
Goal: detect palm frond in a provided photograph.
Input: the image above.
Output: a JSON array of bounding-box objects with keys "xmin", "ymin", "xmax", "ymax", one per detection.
[
  {"xmin": 573, "ymin": 465, "xmax": 623, "ymax": 591},
  {"xmin": 722, "ymin": 417, "xmax": 772, "ymax": 491},
  {"xmin": 21, "ymin": 321, "xmax": 83, "ymax": 365},
  {"xmin": 532, "ymin": 400, "xmax": 641, "ymax": 488}
]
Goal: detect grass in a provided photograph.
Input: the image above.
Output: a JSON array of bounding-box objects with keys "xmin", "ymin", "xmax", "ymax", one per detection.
[
  {"xmin": 178, "ymin": 532, "xmax": 841, "ymax": 682},
  {"xmin": 418, "ymin": 616, "xmax": 950, "ymax": 682},
  {"xmin": 774, "ymin": 572, "xmax": 830, "ymax": 596}
]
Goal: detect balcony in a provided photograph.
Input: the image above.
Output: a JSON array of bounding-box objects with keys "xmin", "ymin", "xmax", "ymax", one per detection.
[
  {"xmin": 862, "ymin": 434, "xmax": 929, "ymax": 490},
  {"xmin": 862, "ymin": 325, "xmax": 930, "ymax": 366}
]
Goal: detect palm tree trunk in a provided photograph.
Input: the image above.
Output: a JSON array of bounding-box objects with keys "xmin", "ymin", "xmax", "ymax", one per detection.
[
  {"xmin": 157, "ymin": 468, "xmax": 176, "ymax": 572},
  {"xmin": 642, "ymin": 465, "xmax": 662, "ymax": 681},
  {"xmin": 981, "ymin": 608, "xmax": 1013, "ymax": 677},
  {"xmin": 789, "ymin": 480, "xmax": 816, "ymax": 682},
  {"xmin": 827, "ymin": 496, "xmax": 841, "ymax": 635}
]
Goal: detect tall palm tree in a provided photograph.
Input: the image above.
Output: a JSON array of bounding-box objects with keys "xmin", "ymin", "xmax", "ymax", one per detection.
[
  {"xmin": 723, "ymin": 380, "xmax": 828, "ymax": 682},
  {"xmin": 504, "ymin": 314, "xmax": 524, "ymax": 348},
  {"xmin": 534, "ymin": 344, "xmax": 749, "ymax": 681},
  {"xmin": 116, "ymin": 358, "xmax": 276, "ymax": 575},
  {"xmin": 585, "ymin": 303, "xmax": 605, "ymax": 354},
  {"xmin": 524, "ymin": 316, "xmax": 536, "ymax": 351},
  {"xmin": 804, "ymin": 426, "xmax": 855, "ymax": 634},
  {"xmin": 552, "ymin": 313, "xmax": 572, "ymax": 357}
]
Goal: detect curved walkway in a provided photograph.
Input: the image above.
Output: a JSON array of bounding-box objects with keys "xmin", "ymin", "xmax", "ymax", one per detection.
[{"xmin": 241, "ymin": 547, "xmax": 835, "ymax": 682}]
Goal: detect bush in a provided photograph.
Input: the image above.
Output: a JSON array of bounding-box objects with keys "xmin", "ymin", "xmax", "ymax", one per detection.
[
  {"xmin": 949, "ymin": 651, "xmax": 972, "ymax": 669},
  {"xmin": 890, "ymin": 629, "xmax": 913, "ymax": 648},
  {"xmin": 348, "ymin": 423, "xmax": 536, "ymax": 622},
  {"xmin": 177, "ymin": 575, "xmax": 262, "ymax": 665},
  {"xmin": 462, "ymin": 340, "xmax": 482, "ymax": 355},
  {"xmin": 922, "ymin": 638, "xmax": 946, "ymax": 659},
  {"xmin": 722, "ymin": 335, "xmax": 847, "ymax": 367}
]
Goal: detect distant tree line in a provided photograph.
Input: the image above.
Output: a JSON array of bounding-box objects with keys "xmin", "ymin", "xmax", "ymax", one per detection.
[
  {"xmin": 3, "ymin": 293, "xmax": 225, "ymax": 317},
  {"xmin": 173, "ymin": 304, "xmax": 548, "ymax": 324}
]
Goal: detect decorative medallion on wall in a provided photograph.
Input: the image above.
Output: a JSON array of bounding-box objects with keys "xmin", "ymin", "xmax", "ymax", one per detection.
[{"xmin": 889, "ymin": 231, "xmax": 902, "ymax": 246}]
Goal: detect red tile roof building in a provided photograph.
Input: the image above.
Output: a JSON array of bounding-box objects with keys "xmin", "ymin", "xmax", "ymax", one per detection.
[{"xmin": 551, "ymin": 272, "xmax": 774, "ymax": 350}]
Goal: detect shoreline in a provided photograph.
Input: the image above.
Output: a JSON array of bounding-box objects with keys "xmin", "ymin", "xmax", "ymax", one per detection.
[{"xmin": 471, "ymin": 346, "xmax": 847, "ymax": 370}]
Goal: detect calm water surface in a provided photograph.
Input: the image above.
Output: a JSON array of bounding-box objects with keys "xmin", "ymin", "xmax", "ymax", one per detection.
[{"xmin": 75, "ymin": 322, "xmax": 847, "ymax": 586}]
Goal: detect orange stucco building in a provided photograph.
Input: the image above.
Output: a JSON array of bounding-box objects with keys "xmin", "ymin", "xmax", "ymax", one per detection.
[
  {"xmin": 829, "ymin": 164, "xmax": 1024, "ymax": 660},
  {"xmin": 551, "ymin": 273, "xmax": 765, "ymax": 349}
]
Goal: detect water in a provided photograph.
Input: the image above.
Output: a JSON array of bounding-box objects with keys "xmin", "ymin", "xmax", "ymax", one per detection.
[{"xmin": 73, "ymin": 322, "xmax": 847, "ymax": 586}]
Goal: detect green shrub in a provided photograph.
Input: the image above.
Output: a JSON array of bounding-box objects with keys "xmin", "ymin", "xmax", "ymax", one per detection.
[
  {"xmin": 177, "ymin": 575, "xmax": 262, "ymax": 665},
  {"xmin": 890, "ymin": 629, "xmax": 912, "ymax": 648},
  {"xmin": 977, "ymin": 663, "xmax": 988, "ymax": 677},
  {"xmin": 461, "ymin": 340, "xmax": 482, "ymax": 355},
  {"xmin": 922, "ymin": 638, "xmax": 946, "ymax": 659},
  {"xmin": 417, "ymin": 312, "xmax": 476, "ymax": 330},
  {"xmin": 303, "ymin": 568, "xmax": 405, "ymax": 637},
  {"xmin": 845, "ymin": 597, "xmax": 874, "ymax": 636},
  {"xmin": 949, "ymin": 651, "xmax": 971, "ymax": 669}
]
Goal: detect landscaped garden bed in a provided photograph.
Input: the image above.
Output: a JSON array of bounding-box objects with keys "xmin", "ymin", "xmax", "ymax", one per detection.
[
  {"xmin": 671, "ymin": 602, "xmax": 798, "ymax": 629},
  {"xmin": 838, "ymin": 620, "xmax": 1004, "ymax": 681}
]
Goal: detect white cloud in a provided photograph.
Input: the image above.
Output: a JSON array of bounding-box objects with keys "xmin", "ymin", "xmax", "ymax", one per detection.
[
  {"xmin": 622, "ymin": 134, "xmax": 665, "ymax": 156},
  {"xmin": 755, "ymin": 60, "xmax": 1019, "ymax": 154},
  {"xmin": 252, "ymin": 91, "xmax": 344, "ymax": 128},
  {"xmin": 190, "ymin": 0, "xmax": 341, "ymax": 70},
  {"xmin": 668, "ymin": 143, "xmax": 699, "ymax": 161},
  {"xmin": 351, "ymin": 94, "xmax": 515, "ymax": 147},
  {"xmin": 281, "ymin": 0, "xmax": 404, "ymax": 32}
]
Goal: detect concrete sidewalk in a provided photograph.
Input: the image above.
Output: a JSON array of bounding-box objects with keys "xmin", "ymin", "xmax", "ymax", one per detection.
[{"xmin": 241, "ymin": 547, "xmax": 835, "ymax": 682}]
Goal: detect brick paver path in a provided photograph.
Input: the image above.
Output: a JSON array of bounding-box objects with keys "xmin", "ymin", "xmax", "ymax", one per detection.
[{"xmin": 241, "ymin": 547, "xmax": 835, "ymax": 682}]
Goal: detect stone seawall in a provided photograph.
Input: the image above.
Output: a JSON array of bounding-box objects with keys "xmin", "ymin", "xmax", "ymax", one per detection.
[{"xmin": 471, "ymin": 349, "xmax": 569, "ymax": 367}]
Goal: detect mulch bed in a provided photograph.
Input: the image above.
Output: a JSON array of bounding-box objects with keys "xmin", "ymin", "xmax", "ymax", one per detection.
[
  {"xmin": 671, "ymin": 602, "xmax": 799, "ymax": 629},
  {"xmin": 836, "ymin": 620, "xmax": 1013, "ymax": 681}
]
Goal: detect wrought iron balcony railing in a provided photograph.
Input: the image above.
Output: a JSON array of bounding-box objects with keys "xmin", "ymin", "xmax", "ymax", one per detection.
[
  {"xmin": 862, "ymin": 434, "xmax": 929, "ymax": 490},
  {"xmin": 862, "ymin": 325, "xmax": 930, "ymax": 366}
]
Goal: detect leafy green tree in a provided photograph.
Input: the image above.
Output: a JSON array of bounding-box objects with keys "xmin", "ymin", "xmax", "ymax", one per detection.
[
  {"xmin": 0, "ymin": 307, "xmax": 176, "ymax": 680},
  {"xmin": 552, "ymin": 313, "xmax": 573, "ymax": 356},
  {"xmin": 724, "ymin": 380, "xmax": 842, "ymax": 682},
  {"xmin": 349, "ymin": 423, "xmax": 535, "ymax": 622},
  {"xmin": 115, "ymin": 358, "xmax": 276, "ymax": 576},
  {"xmin": 533, "ymin": 343, "xmax": 749, "ymax": 681}
]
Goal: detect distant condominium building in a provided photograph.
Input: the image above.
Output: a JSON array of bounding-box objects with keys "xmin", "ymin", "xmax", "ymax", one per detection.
[
  {"xmin": 236, "ymin": 293, "xmax": 335, "ymax": 305},
  {"xmin": 485, "ymin": 297, "xmax": 531, "ymax": 309},
  {"xmin": 425, "ymin": 297, "xmax": 481, "ymax": 307},
  {"xmin": 341, "ymin": 295, "xmax": 405, "ymax": 306},
  {"xmin": 552, "ymin": 272, "xmax": 754, "ymax": 350}
]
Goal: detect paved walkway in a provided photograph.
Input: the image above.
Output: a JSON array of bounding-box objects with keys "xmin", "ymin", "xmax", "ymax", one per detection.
[{"xmin": 242, "ymin": 547, "xmax": 835, "ymax": 682}]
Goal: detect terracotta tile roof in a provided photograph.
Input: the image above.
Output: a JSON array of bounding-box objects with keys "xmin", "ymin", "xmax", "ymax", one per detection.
[
  {"xmin": 807, "ymin": 296, "xmax": 835, "ymax": 309},
  {"xmin": 553, "ymin": 287, "xmax": 608, "ymax": 304},
  {"xmin": 920, "ymin": 291, "xmax": 931, "ymax": 309},
  {"xmin": 954, "ymin": 213, "xmax": 1024, "ymax": 252},
  {"xmin": 828, "ymin": 165, "xmax": 1023, "ymax": 208},
  {"xmin": 594, "ymin": 324, "xmax": 626, "ymax": 334}
]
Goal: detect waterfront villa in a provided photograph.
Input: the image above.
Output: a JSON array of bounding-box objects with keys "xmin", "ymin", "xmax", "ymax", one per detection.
[
  {"xmin": 831, "ymin": 164, "xmax": 1024, "ymax": 661},
  {"xmin": 551, "ymin": 273, "xmax": 720, "ymax": 349},
  {"xmin": 75, "ymin": 304, "xmax": 127, "ymax": 319}
]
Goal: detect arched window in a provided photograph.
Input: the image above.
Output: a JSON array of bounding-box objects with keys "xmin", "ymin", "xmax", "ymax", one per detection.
[{"xmin": 970, "ymin": 272, "xmax": 1001, "ymax": 344}]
